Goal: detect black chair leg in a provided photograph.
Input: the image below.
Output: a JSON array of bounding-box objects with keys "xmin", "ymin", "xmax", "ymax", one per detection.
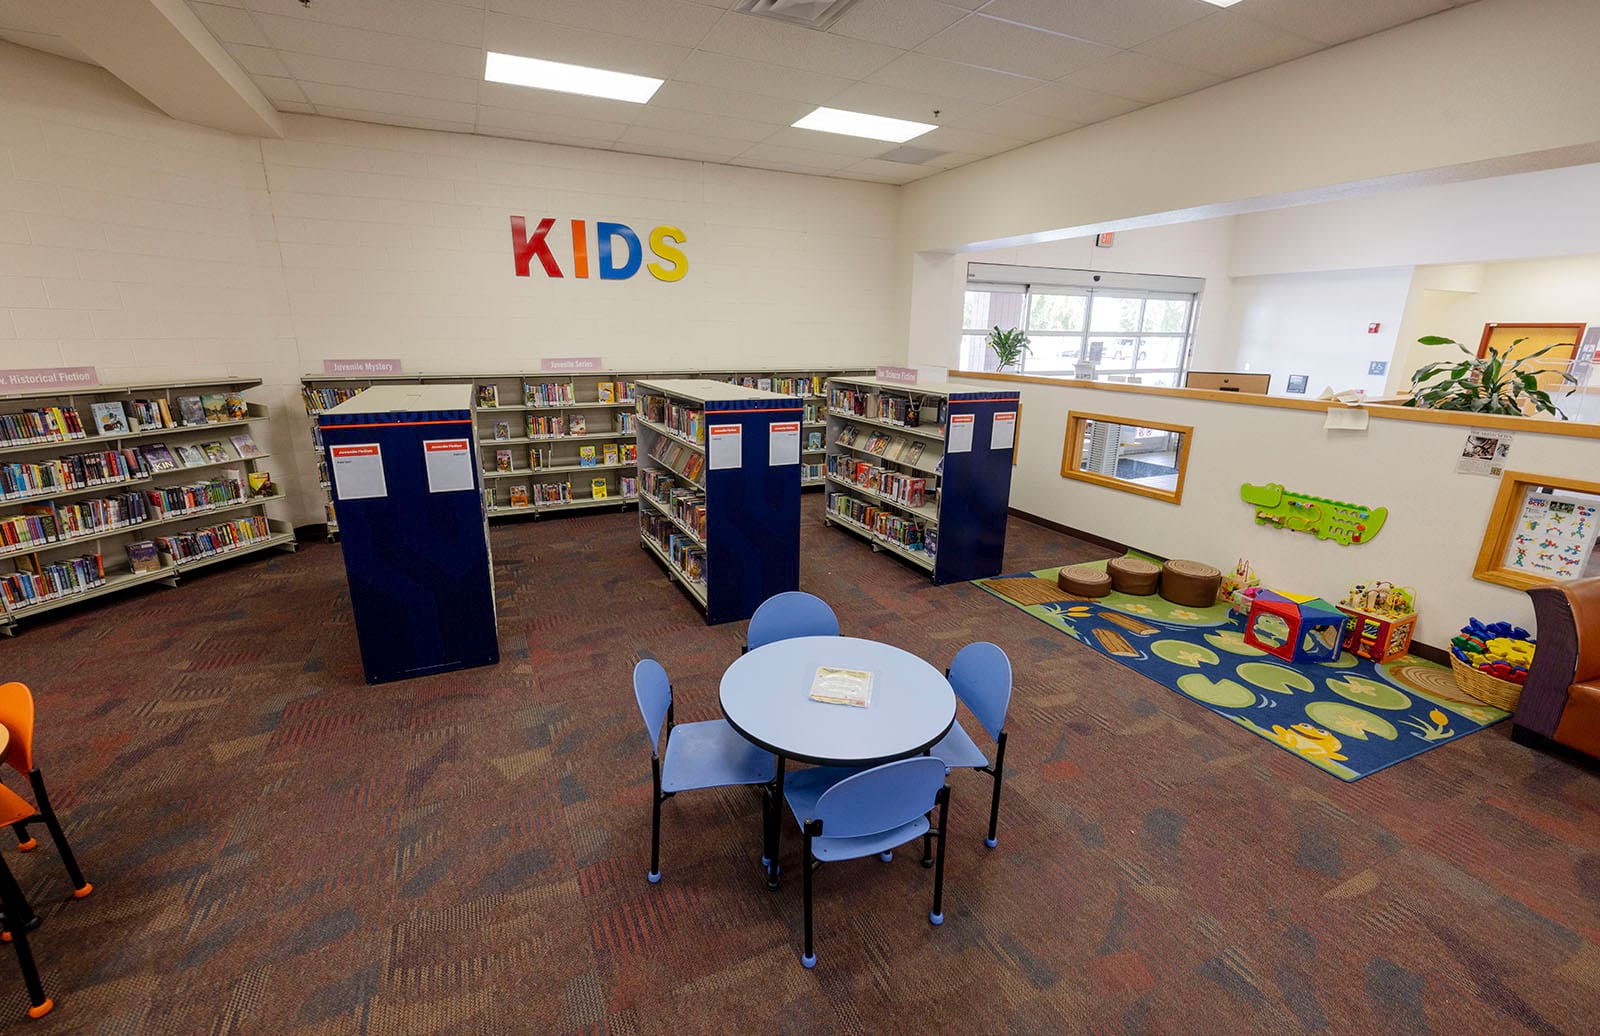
[
  {"xmin": 7, "ymin": 922, "xmax": 52, "ymax": 1018},
  {"xmin": 648, "ymin": 759, "xmax": 663, "ymax": 884},
  {"xmin": 930, "ymin": 786, "xmax": 950, "ymax": 926},
  {"xmin": 921, "ymin": 819, "xmax": 933, "ymax": 867},
  {"xmin": 986, "ymin": 731, "xmax": 1007, "ymax": 849},
  {"xmin": 29, "ymin": 772, "xmax": 89, "ymax": 897},
  {"xmin": 11, "ymin": 822, "xmax": 34, "ymax": 853},
  {"xmin": 0, "ymin": 857, "xmax": 51, "ymax": 1018},
  {"xmin": 801, "ymin": 822, "xmax": 819, "ymax": 968}
]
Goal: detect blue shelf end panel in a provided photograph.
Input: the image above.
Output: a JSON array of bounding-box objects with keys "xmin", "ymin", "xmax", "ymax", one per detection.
[
  {"xmin": 934, "ymin": 390, "xmax": 1020, "ymax": 585},
  {"xmin": 704, "ymin": 396, "xmax": 802, "ymax": 624},
  {"xmin": 319, "ymin": 398, "xmax": 499, "ymax": 683}
]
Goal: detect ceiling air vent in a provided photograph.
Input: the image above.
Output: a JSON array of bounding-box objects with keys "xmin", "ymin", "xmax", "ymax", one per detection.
[{"xmin": 736, "ymin": 0, "xmax": 863, "ymax": 31}]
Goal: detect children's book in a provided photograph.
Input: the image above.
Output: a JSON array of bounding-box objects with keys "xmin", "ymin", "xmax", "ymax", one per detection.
[
  {"xmin": 623, "ymin": 443, "xmax": 637, "ymax": 464},
  {"xmin": 247, "ymin": 471, "xmax": 272, "ymax": 495},
  {"xmin": 201, "ymin": 394, "xmax": 227, "ymax": 423},
  {"xmin": 493, "ymin": 421, "xmax": 511, "ymax": 441},
  {"xmin": 592, "ymin": 478, "xmax": 608, "ymax": 499},
  {"xmin": 141, "ymin": 443, "xmax": 178, "ymax": 471},
  {"xmin": 200, "ymin": 440, "xmax": 230, "ymax": 463},
  {"xmin": 806, "ymin": 431, "xmax": 822, "ymax": 450},
  {"xmin": 177, "ymin": 396, "xmax": 206, "ymax": 426},
  {"xmin": 509, "ymin": 485, "xmax": 529, "ymax": 508},
  {"xmin": 569, "ymin": 414, "xmax": 587, "ymax": 435},
  {"xmin": 478, "ymin": 384, "xmax": 499, "ymax": 407},
  {"xmin": 175, "ymin": 443, "xmax": 207, "ymax": 467},
  {"xmin": 579, "ymin": 445, "xmax": 597, "ymax": 467},
  {"xmin": 905, "ymin": 441, "xmax": 926, "ymax": 466},
  {"xmin": 229, "ymin": 433, "xmax": 261, "ymax": 458},
  {"xmin": 495, "ymin": 449, "xmax": 512, "ymax": 472},
  {"xmin": 224, "ymin": 393, "xmax": 247, "ymax": 420},
  {"xmin": 91, "ymin": 401, "xmax": 128, "ymax": 435},
  {"xmin": 602, "ymin": 443, "xmax": 619, "ymax": 465},
  {"xmin": 126, "ymin": 540, "xmax": 161, "ymax": 574},
  {"xmin": 597, "ymin": 382, "xmax": 616, "ymax": 404}
]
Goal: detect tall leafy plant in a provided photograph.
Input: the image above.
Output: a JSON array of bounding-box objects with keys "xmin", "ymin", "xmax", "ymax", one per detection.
[
  {"xmin": 987, "ymin": 326, "xmax": 1031, "ymax": 370},
  {"xmin": 1403, "ymin": 335, "xmax": 1575, "ymax": 419}
]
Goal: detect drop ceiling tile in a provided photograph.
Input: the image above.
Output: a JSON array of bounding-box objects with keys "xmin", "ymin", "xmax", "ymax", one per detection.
[
  {"xmin": 221, "ymin": 41, "xmax": 292, "ymax": 78},
  {"xmin": 647, "ymin": 81, "xmax": 814, "ymax": 125},
  {"xmin": 825, "ymin": 82, "xmax": 984, "ymax": 127},
  {"xmin": 483, "ymin": 12, "xmax": 692, "ymax": 79},
  {"xmin": 0, "ymin": 29, "xmax": 92, "ymax": 64},
  {"xmin": 241, "ymin": 0, "xmax": 484, "ymax": 48},
  {"xmin": 925, "ymin": 150, "xmax": 981, "ymax": 169},
  {"xmin": 839, "ymin": 157, "xmax": 939, "ymax": 182},
  {"xmin": 1134, "ymin": 11, "xmax": 1321, "ymax": 78},
  {"xmin": 486, "ymin": 0, "xmax": 724, "ymax": 49},
  {"xmin": 695, "ymin": 12, "xmax": 902, "ymax": 79},
  {"xmin": 250, "ymin": 74, "xmax": 308, "ymax": 105},
  {"xmin": 917, "ymin": 14, "xmax": 1117, "ymax": 81},
  {"xmin": 980, "ymin": 0, "xmax": 1211, "ymax": 49},
  {"xmin": 314, "ymin": 107, "xmax": 476, "ymax": 135},
  {"xmin": 254, "ymin": 15, "xmax": 482, "ymax": 76},
  {"xmin": 301, "ymin": 82, "xmax": 478, "ymax": 124},
  {"xmin": 275, "ymin": 101, "xmax": 317, "ymax": 115},
  {"xmin": 618, "ymin": 125, "xmax": 750, "ymax": 160},
  {"xmin": 912, "ymin": 125, "xmax": 1027, "ymax": 157},
  {"xmin": 946, "ymin": 103, "xmax": 1080, "ymax": 142},
  {"xmin": 478, "ymin": 81, "xmax": 647, "ymax": 125},
  {"xmin": 672, "ymin": 50, "xmax": 855, "ymax": 105},
  {"xmin": 189, "ymin": 2, "xmax": 269, "ymax": 46},
  {"xmin": 619, "ymin": 142, "xmax": 743, "ymax": 166},
  {"xmin": 282, "ymin": 54, "xmax": 480, "ymax": 105},
  {"xmin": 761, "ymin": 127, "xmax": 903, "ymax": 160},
  {"xmin": 734, "ymin": 143, "xmax": 854, "ymax": 173},
  {"xmin": 475, "ymin": 105, "xmax": 632, "ymax": 143},
  {"xmin": 1059, "ymin": 51, "xmax": 1221, "ymax": 104},
  {"xmin": 866, "ymin": 53, "xmax": 1040, "ymax": 105},
  {"xmin": 1231, "ymin": 0, "xmax": 1453, "ymax": 46},
  {"xmin": 1001, "ymin": 80, "xmax": 1143, "ymax": 123},
  {"xmin": 828, "ymin": 0, "xmax": 972, "ymax": 50},
  {"xmin": 630, "ymin": 105, "xmax": 781, "ymax": 143}
]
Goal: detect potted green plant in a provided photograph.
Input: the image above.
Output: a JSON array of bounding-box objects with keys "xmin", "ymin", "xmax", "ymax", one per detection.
[
  {"xmin": 987, "ymin": 326, "xmax": 1031, "ymax": 372},
  {"xmin": 1402, "ymin": 336, "xmax": 1576, "ymax": 419}
]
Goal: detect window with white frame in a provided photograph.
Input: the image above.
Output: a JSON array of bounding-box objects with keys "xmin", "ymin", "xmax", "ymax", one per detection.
[{"xmin": 960, "ymin": 264, "xmax": 1202, "ymax": 388}]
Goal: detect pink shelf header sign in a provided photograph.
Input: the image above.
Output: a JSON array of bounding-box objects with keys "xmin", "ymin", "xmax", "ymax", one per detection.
[
  {"xmin": 0, "ymin": 366, "xmax": 99, "ymax": 391},
  {"xmin": 323, "ymin": 359, "xmax": 403, "ymax": 375},
  {"xmin": 540, "ymin": 357, "xmax": 603, "ymax": 372},
  {"xmin": 876, "ymin": 366, "xmax": 918, "ymax": 385}
]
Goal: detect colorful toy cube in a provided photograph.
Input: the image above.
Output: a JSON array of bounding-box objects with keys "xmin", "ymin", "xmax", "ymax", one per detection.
[
  {"xmin": 1243, "ymin": 590, "xmax": 1349, "ymax": 664},
  {"xmin": 1336, "ymin": 604, "xmax": 1417, "ymax": 663}
]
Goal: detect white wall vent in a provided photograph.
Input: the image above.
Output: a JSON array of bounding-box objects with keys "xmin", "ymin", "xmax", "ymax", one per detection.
[{"xmin": 736, "ymin": 0, "xmax": 863, "ymax": 31}]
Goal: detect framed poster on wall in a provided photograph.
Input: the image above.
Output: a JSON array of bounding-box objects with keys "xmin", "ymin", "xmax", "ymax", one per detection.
[{"xmin": 1473, "ymin": 470, "xmax": 1600, "ymax": 589}]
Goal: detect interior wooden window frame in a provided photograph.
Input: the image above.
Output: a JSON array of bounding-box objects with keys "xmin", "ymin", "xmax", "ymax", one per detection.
[
  {"xmin": 1472, "ymin": 469, "xmax": 1600, "ymax": 590},
  {"xmin": 1059, "ymin": 410, "xmax": 1193, "ymax": 505}
]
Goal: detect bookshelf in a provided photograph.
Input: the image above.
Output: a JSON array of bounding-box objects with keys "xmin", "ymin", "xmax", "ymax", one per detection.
[
  {"xmin": 635, "ymin": 379, "xmax": 802, "ymax": 624},
  {"xmin": 0, "ymin": 377, "xmax": 293, "ymax": 631},
  {"xmin": 823, "ymin": 375, "xmax": 1019, "ymax": 585},
  {"xmin": 300, "ymin": 367, "xmax": 866, "ymax": 529}
]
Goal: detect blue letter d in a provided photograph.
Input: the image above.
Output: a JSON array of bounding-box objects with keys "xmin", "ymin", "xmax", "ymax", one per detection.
[{"xmin": 597, "ymin": 222, "xmax": 642, "ymax": 280}]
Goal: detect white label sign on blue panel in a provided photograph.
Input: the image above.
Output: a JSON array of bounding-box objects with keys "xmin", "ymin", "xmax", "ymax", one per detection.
[
  {"xmin": 768, "ymin": 420, "xmax": 800, "ymax": 466},
  {"xmin": 990, "ymin": 411, "xmax": 1016, "ymax": 450},
  {"xmin": 329, "ymin": 442, "xmax": 387, "ymax": 499},
  {"xmin": 423, "ymin": 438, "xmax": 475, "ymax": 492},
  {"xmin": 709, "ymin": 423, "xmax": 742, "ymax": 470},
  {"xmin": 947, "ymin": 413, "xmax": 975, "ymax": 453}
]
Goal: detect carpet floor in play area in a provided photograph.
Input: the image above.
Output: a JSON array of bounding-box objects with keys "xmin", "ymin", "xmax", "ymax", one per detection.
[
  {"xmin": 2, "ymin": 510, "xmax": 1598, "ymax": 1034},
  {"xmin": 977, "ymin": 563, "xmax": 1509, "ymax": 781}
]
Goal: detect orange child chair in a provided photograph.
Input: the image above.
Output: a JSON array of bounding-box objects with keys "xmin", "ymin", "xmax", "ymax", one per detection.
[
  {"xmin": 0, "ymin": 785, "xmax": 52, "ymax": 1018},
  {"xmin": 0, "ymin": 683, "xmax": 91, "ymax": 899}
]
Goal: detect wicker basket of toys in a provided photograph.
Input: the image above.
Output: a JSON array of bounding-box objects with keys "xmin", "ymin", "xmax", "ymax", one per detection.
[{"xmin": 1449, "ymin": 618, "xmax": 1534, "ymax": 711}]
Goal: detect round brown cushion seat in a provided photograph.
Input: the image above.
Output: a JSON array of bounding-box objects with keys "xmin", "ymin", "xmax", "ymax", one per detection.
[
  {"xmin": 1106, "ymin": 557, "xmax": 1161, "ymax": 595},
  {"xmin": 1160, "ymin": 559, "xmax": 1223, "ymax": 607},
  {"xmin": 1057, "ymin": 566, "xmax": 1112, "ymax": 598}
]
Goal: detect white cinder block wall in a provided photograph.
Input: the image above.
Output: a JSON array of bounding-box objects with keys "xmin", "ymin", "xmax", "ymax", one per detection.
[{"xmin": 0, "ymin": 45, "xmax": 902, "ymax": 525}]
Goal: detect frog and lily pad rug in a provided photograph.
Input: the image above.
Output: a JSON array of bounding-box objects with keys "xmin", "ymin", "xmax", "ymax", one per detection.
[{"xmin": 976, "ymin": 563, "xmax": 1510, "ymax": 781}]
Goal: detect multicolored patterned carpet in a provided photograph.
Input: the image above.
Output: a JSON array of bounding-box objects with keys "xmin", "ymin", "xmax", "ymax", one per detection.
[
  {"xmin": 3, "ymin": 507, "xmax": 1599, "ymax": 1033},
  {"xmin": 976, "ymin": 565, "xmax": 1509, "ymax": 781}
]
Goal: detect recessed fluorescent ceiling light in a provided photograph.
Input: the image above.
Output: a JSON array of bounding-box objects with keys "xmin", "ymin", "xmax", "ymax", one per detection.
[
  {"xmin": 484, "ymin": 51, "xmax": 663, "ymax": 103},
  {"xmin": 1198, "ymin": 0, "xmax": 1244, "ymax": 6},
  {"xmin": 792, "ymin": 107, "xmax": 936, "ymax": 143}
]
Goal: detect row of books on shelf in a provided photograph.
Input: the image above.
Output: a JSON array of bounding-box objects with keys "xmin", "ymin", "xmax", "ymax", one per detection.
[
  {"xmin": 495, "ymin": 476, "xmax": 637, "ymax": 508},
  {"xmin": 1, "ymin": 394, "xmax": 248, "ymax": 448},
  {"xmin": 638, "ymin": 396, "xmax": 703, "ymax": 442},
  {"xmin": 829, "ymin": 494, "xmax": 937, "ymax": 557},
  {"xmin": 835, "ymin": 425, "xmax": 933, "ymax": 467},
  {"xmin": 477, "ymin": 382, "xmax": 636, "ymax": 408},
  {"xmin": 828, "ymin": 389, "xmax": 943, "ymax": 429},
  {"xmin": 301, "ymin": 386, "xmax": 362, "ymax": 413},
  {"xmin": 802, "ymin": 461, "xmax": 824, "ymax": 482},
  {"xmin": 826, "ymin": 455, "xmax": 931, "ymax": 508},
  {"xmin": 149, "ymin": 515, "xmax": 274, "ymax": 564},
  {"xmin": 725, "ymin": 374, "xmax": 829, "ymax": 397},
  {"xmin": 492, "ymin": 413, "xmax": 634, "ymax": 439},
  {"xmin": 642, "ymin": 516, "xmax": 706, "ymax": 585},
  {"xmin": 0, "ymin": 406, "xmax": 86, "ymax": 447},
  {"xmin": 500, "ymin": 442, "xmax": 638, "ymax": 471},
  {"xmin": 804, "ymin": 402, "xmax": 825, "ymax": 425},
  {"xmin": 647, "ymin": 436, "xmax": 706, "ymax": 485},
  {"xmin": 643, "ymin": 471, "xmax": 707, "ymax": 542},
  {"xmin": 0, "ymin": 552, "xmax": 106, "ymax": 612},
  {"xmin": 1, "ymin": 434, "xmax": 265, "ymax": 501},
  {"xmin": 1, "ymin": 473, "xmax": 274, "ymax": 552}
]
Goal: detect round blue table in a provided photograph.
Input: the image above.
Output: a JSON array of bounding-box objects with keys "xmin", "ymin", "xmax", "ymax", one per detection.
[{"xmin": 720, "ymin": 635, "xmax": 956, "ymax": 888}]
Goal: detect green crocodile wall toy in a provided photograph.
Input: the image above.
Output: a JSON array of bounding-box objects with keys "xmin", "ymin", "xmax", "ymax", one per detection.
[{"xmin": 1240, "ymin": 482, "xmax": 1387, "ymax": 545}]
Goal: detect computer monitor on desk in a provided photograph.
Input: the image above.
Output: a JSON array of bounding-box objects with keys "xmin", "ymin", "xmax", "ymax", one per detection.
[{"xmin": 1185, "ymin": 371, "xmax": 1271, "ymax": 394}]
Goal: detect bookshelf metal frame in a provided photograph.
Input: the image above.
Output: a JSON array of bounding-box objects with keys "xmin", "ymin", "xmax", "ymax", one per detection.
[
  {"xmin": 823, "ymin": 375, "xmax": 1019, "ymax": 585},
  {"xmin": 0, "ymin": 378, "xmax": 294, "ymax": 632}
]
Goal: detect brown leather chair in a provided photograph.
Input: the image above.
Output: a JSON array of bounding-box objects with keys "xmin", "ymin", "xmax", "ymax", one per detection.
[{"xmin": 1512, "ymin": 578, "xmax": 1600, "ymax": 762}]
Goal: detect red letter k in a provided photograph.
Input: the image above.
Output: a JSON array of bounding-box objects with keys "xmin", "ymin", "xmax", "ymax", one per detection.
[{"xmin": 510, "ymin": 215, "xmax": 563, "ymax": 277}]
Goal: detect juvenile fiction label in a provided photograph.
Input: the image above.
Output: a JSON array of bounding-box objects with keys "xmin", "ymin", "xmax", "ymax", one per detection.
[
  {"xmin": 990, "ymin": 411, "xmax": 1016, "ymax": 450},
  {"xmin": 422, "ymin": 438, "xmax": 475, "ymax": 492},
  {"xmin": 948, "ymin": 412, "xmax": 975, "ymax": 453},
  {"xmin": 329, "ymin": 443, "xmax": 387, "ymax": 500},
  {"xmin": 768, "ymin": 421, "xmax": 800, "ymax": 466},
  {"xmin": 709, "ymin": 424, "xmax": 742, "ymax": 470}
]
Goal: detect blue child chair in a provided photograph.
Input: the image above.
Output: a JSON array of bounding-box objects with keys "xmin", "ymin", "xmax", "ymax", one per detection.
[
  {"xmin": 744, "ymin": 591, "xmax": 840, "ymax": 653},
  {"xmin": 633, "ymin": 659, "xmax": 775, "ymax": 883},
  {"xmin": 781, "ymin": 757, "xmax": 951, "ymax": 968},
  {"xmin": 929, "ymin": 642, "xmax": 1013, "ymax": 848}
]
